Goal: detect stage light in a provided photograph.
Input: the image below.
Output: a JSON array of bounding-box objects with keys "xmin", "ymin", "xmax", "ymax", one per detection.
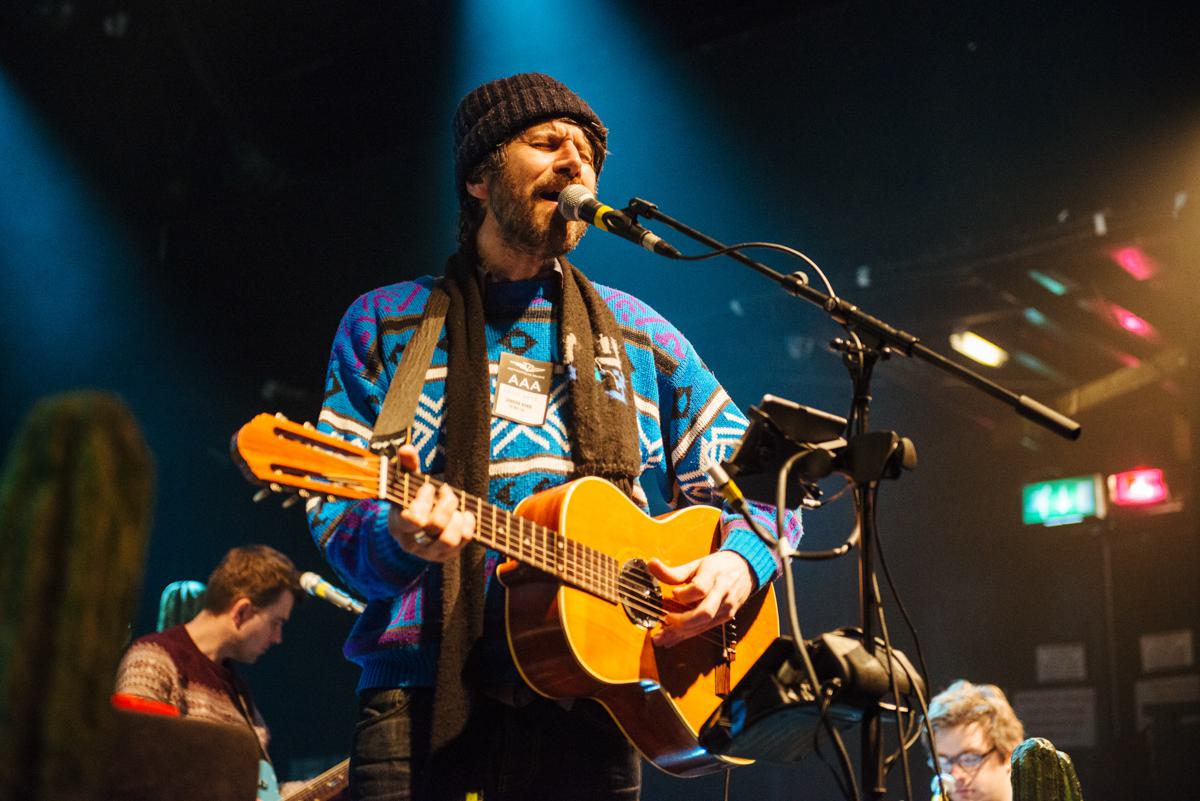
[
  {"xmin": 1014, "ymin": 351, "xmax": 1066, "ymax": 382},
  {"xmin": 949, "ymin": 330, "xmax": 1009, "ymax": 367},
  {"xmin": 1108, "ymin": 303, "xmax": 1157, "ymax": 340},
  {"xmin": 1028, "ymin": 269, "xmax": 1070, "ymax": 296},
  {"xmin": 1110, "ymin": 246, "xmax": 1158, "ymax": 281},
  {"xmin": 1022, "ymin": 475, "xmax": 1106, "ymax": 527},
  {"xmin": 1114, "ymin": 352, "xmax": 1141, "ymax": 369},
  {"xmin": 1107, "ymin": 468, "xmax": 1169, "ymax": 507}
]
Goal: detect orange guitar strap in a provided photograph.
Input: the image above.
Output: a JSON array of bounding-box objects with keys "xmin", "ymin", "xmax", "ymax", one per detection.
[{"xmin": 370, "ymin": 281, "xmax": 450, "ymax": 453}]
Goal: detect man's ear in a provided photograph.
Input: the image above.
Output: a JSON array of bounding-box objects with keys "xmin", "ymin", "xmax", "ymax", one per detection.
[
  {"xmin": 465, "ymin": 177, "xmax": 489, "ymax": 202},
  {"xmin": 230, "ymin": 597, "xmax": 255, "ymax": 628}
]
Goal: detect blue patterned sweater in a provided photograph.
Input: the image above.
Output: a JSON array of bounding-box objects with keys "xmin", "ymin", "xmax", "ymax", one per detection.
[{"xmin": 307, "ymin": 272, "xmax": 803, "ymax": 692}]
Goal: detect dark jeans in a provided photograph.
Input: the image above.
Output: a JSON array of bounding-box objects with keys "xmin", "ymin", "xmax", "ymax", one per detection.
[{"xmin": 351, "ymin": 687, "xmax": 641, "ymax": 801}]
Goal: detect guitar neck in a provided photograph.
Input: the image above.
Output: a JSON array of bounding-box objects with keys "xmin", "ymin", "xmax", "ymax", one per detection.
[
  {"xmin": 281, "ymin": 757, "xmax": 349, "ymax": 801},
  {"xmin": 386, "ymin": 469, "xmax": 620, "ymax": 604}
]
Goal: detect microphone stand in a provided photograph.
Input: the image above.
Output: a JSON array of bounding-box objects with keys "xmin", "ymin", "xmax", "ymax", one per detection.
[
  {"xmin": 627, "ymin": 198, "xmax": 1082, "ymax": 442},
  {"xmin": 626, "ymin": 198, "xmax": 1082, "ymax": 800}
]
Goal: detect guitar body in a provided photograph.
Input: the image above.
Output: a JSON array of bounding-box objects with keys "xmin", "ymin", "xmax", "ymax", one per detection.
[
  {"xmin": 232, "ymin": 414, "xmax": 779, "ymax": 779},
  {"xmin": 261, "ymin": 756, "xmax": 349, "ymax": 801},
  {"xmin": 258, "ymin": 759, "xmax": 280, "ymax": 801},
  {"xmin": 501, "ymin": 477, "xmax": 779, "ymax": 777}
]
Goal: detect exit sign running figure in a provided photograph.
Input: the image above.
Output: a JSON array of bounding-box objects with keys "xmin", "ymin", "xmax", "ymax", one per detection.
[{"xmin": 1022, "ymin": 475, "xmax": 1107, "ymax": 526}]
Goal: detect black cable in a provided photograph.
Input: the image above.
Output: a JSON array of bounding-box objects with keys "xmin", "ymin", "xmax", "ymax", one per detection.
[
  {"xmin": 885, "ymin": 654, "xmax": 926, "ymax": 766},
  {"xmin": 770, "ymin": 452, "xmax": 859, "ymax": 801},
  {"xmin": 871, "ymin": 568, "xmax": 914, "ymax": 801},
  {"xmin": 820, "ymin": 684, "xmax": 860, "ymax": 801},
  {"xmin": 778, "ymin": 553, "xmax": 859, "ymax": 801},
  {"xmin": 679, "ymin": 234, "xmax": 901, "ymax": 800},
  {"xmin": 859, "ymin": 491, "xmax": 915, "ymax": 800},
  {"xmin": 874, "ymin": 505, "xmax": 945, "ymax": 796},
  {"xmin": 811, "ymin": 692, "xmax": 854, "ymax": 800},
  {"xmin": 705, "ymin": 468, "xmax": 858, "ymax": 800},
  {"xmin": 668, "ymin": 241, "xmax": 840, "ymax": 298},
  {"xmin": 789, "ymin": 476, "xmax": 859, "ymax": 560}
]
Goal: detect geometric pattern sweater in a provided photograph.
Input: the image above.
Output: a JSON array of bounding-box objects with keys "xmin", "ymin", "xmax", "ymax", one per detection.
[
  {"xmin": 306, "ymin": 272, "xmax": 803, "ymax": 693},
  {"xmin": 113, "ymin": 624, "xmax": 269, "ymax": 755}
]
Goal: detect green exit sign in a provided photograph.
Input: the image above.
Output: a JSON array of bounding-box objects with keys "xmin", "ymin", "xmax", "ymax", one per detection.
[{"xmin": 1022, "ymin": 475, "xmax": 1106, "ymax": 526}]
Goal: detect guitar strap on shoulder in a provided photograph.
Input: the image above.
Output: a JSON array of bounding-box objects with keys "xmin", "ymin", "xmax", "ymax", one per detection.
[{"xmin": 371, "ymin": 281, "xmax": 450, "ymax": 453}]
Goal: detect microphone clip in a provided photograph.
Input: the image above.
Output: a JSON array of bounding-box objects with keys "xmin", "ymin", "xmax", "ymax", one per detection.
[{"xmin": 624, "ymin": 197, "xmax": 659, "ymax": 224}]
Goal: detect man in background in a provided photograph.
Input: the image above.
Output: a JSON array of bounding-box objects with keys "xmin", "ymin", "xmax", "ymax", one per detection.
[
  {"xmin": 928, "ymin": 680, "xmax": 1026, "ymax": 801},
  {"xmin": 114, "ymin": 544, "xmax": 302, "ymax": 790}
]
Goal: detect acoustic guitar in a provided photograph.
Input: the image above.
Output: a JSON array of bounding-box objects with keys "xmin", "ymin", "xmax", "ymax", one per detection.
[{"xmin": 233, "ymin": 413, "xmax": 779, "ymax": 777}]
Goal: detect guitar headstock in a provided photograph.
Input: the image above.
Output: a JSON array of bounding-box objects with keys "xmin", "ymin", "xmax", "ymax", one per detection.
[{"xmin": 232, "ymin": 413, "xmax": 382, "ymax": 504}]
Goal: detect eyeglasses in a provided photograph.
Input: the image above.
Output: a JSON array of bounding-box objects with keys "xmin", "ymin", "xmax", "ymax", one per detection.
[{"xmin": 932, "ymin": 747, "xmax": 996, "ymax": 774}]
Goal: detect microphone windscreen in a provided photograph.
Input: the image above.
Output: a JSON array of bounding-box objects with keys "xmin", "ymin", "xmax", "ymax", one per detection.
[
  {"xmin": 299, "ymin": 571, "xmax": 321, "ymax": 592},
  {"xmin": 557, "ymin": 184, "xmax": 594, "ymax": 221}
]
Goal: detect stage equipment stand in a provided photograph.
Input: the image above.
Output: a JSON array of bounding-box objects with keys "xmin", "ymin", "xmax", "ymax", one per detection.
[{"xmin": 625, "ymin": 198, "xmax": 1083, "ymax": 800}]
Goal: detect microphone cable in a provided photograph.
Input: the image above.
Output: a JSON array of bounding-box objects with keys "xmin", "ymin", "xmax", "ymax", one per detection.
[{"xmin": 662, "ymin": 240, "xmax": 840, "ymax": 303}]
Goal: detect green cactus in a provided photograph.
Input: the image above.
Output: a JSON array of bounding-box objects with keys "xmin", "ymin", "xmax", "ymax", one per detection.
[
  {"xmin": 0, "ymin": 391, "xmax": 155, "ymax": 801},
  {"xmin": 1011, "ymin": 737, "xmax": 1084, "ymax": 801}
]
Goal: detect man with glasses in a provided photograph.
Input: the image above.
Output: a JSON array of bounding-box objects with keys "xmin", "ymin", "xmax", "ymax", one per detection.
[{"xmin": 927, "ymin": 680, "xmax": 1026, "ymax": 801}]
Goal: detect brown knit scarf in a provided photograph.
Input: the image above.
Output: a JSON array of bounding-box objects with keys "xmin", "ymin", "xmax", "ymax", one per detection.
[{"xmin": 430, "ymin": 248, "xmax": 641, "ymax": 751}]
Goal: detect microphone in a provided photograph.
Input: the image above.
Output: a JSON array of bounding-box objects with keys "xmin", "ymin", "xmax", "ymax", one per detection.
[
  {"xmin": 300, "ymin": 571, "xmax": 365, "ymax": 615},
  {"xmin": 931, "ymin": 772, "xmax": 956, "ymax": 801},
  {"xmin": 557, "ymin": 185, "xmax": 681, "ymax": 258}
]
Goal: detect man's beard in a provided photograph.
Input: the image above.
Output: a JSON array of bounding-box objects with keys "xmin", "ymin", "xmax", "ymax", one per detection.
[{"xmin": 487, "ymin": 170, "xmax": 588, "ymax": 259}]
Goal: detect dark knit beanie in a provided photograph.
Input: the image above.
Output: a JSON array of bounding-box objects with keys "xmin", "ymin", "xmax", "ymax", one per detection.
[{"xmin": 453, "ymin": 73, "xmax": 607, "ymax": 201}]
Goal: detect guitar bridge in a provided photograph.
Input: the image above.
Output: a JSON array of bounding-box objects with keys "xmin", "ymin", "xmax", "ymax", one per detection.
[{"xmin": 715, "ymin": 620, "xmax": 738, "ymax": 697}]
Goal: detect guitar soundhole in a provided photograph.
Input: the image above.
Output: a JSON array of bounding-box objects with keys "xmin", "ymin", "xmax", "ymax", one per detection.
[{"xmin": 619, "ymin": 558, "xmax": 663, "ymax": 628}]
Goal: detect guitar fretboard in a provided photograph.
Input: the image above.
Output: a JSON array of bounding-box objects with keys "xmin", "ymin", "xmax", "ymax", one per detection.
[
  {"xmin": 280, "ymin": 757, "xmax": 348, "ymax": 801},
  {"xmin": 388, "ymin": 471, "xmax": 621, "ymax": 603}
]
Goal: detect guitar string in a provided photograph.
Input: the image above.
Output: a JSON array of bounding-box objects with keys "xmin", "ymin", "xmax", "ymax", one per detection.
[
  {"xmin": 313, "ymin": 471, "xmax": 733, "ymax": 648},
  {"xmin": 384, "ymin": 479, "xmax": 719, "ymax": 624},
  {"xmin": 381, "ymin": 478, "xmax": 736, "ymax": 649},
  {"xmin": 385, "ymin": 475, "xmax": 621, "ymax": 593},
  {"xmin": 287, "ymin": 758, "xmax": 348, "ymax": 801},
  {"xmin": 376, "ymin": 473, "xmax": 734, "ymax": 647},
  {"xmin": 269, "ymin": 439, "xmax": 737, "ymax": 648}
]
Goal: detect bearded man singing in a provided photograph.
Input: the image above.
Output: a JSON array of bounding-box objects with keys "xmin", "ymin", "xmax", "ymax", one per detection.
[{"xmin": 307, "ymin": 73, "xmax": 802, "ymax": 801}]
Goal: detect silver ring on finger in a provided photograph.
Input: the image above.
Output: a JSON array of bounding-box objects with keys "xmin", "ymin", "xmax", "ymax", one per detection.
[{"xmin": 413, "ymin": 530, "xmax": 431, "ymax": 546}]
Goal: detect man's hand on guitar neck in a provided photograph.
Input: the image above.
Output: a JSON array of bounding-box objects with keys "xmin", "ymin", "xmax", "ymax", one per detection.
[
  {"xmin": 387, "ymin": 445, "xmax": 477, "ymax": 562},
  {"xmin": 646, "ymin": 552, "xmax": 755, "ymax": 649}
]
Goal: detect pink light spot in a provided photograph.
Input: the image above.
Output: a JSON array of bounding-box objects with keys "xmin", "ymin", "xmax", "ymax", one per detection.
[
  {"xmin": 1115, "ymin": 352, "xmax": 1141, "ymax": 369},
  {"xmin": 1109, "ymin": 468, "xmax": 1168, "ymax": 506},
  {"xmin": 1111, "ymin": 246, "xmax": 1158, "ymax": 281},
  {"xmin": 1109, "ymin": 303, "xmax": 1156, "ymax": 339}
]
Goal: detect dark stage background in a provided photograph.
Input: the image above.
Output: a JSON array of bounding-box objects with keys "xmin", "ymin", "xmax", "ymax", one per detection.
[{"xmin": 2, "ymin": 1, "xmax": 1197, "ymax": 798}]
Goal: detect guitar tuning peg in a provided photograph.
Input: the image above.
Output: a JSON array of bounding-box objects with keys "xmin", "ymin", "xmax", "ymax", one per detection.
[
  {"xmin": 326, "ymin": 494, "xmax": 337, "ymax": 503},
  {"xmin": 274, "ymin": 412, "xmax": 289, "ymax": 420},
  {"xmin": 281, "ymin": 495, "xmax": 301, "ymax": 508},
  {"xmin": 302, "ymin": 421, "xmax": 315, "ymax": 429},
  {"xmin": 253, "ymin": 488, "xmax": 271, "ymax": 503},
  {"xmin": 297, "ymin": 489, "xmax": 312, "ymax": 498},
  {"xmin": 269, "ymin": 482, "xmax": 283, "ymax": 493}
]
